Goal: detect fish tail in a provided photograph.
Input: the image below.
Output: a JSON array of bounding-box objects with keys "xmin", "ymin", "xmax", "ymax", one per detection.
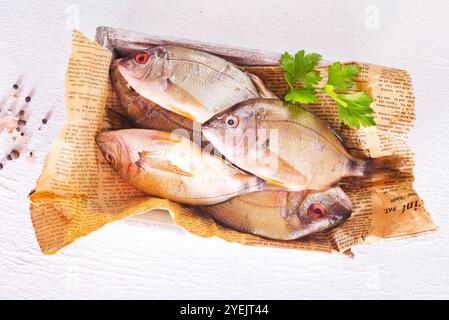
[{"xmin": 360, "ymin": 155, "xmax": 403, "ymax": 176}]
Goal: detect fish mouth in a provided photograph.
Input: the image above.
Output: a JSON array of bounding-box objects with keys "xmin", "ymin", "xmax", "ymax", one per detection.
[
  {"xmin": 95, "ymin": 131, "xmax": 109, "ymax": 147},
  {"xmin": 110, "ymin": 59, "xmax": 121, "ymax": 69},
  {"xmin": 328, "ymin": 197, "xmax": 353, "ymax": 224},
  {"xmin": 109, "ymin": 64, "xmax": 139, "ymax": 96},
  {"xmin": 201, "ymin": 122, "xmax": 211, "ymax": 131},
  {"xmin": 202, "ymin": 112, "xmax": 227, "ymax": 129},
  {"xmin": 118, "ymin": 57, "xmax": 131, "ymax": 69},
  {"xmin": 95, "ymin": 131, "xmax": 116, "ymax": 156},
  {"xmin": 286, "ymin": 219, "xmax": 331, "ymax": 240},
  {"xmin": 202, "ymin": 116, "xmax": 224, "ymax": 132}
]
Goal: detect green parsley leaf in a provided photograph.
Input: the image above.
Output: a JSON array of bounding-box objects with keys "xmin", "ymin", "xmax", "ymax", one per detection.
[
  {"xmin": 293, "ymin": 50, "xmax": 322, "ymax": 87},
  {"xmin": 279, "ymin": 52, "xmax": 296, "ymax": 87},
  {"xmin": 279, "ymin": 50, "xmax": 322, "ymax": 104},
  {"xmin": 284, "ymin": 87, "xmax": 319, "ymax": 104},
  {"xmin": 336, "ymin": 92, "xmax": 375, "ymax": 128},
  {"xmin": 327, "ymin": 62, "xmax": 361, "ymax": 91},
  {"xmin": 279, "ymin": 50, "xmax": 322, "ymax": 88}
]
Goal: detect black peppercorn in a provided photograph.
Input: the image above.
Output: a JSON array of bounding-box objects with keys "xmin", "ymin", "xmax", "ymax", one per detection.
[{"xmin": 10, "ymin": 150, "xmax": 20, "ymax": 160}]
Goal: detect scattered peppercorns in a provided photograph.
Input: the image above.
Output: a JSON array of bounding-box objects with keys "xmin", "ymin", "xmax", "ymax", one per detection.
[{"xmin": 1, "ymin": 81, "xmax": 47, "ymax": 172}]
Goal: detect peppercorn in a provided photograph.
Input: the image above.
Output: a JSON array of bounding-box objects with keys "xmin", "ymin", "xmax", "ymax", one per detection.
[{"xmin": 10, "ymin": 150, "xmax": 20, "ymax": 160}]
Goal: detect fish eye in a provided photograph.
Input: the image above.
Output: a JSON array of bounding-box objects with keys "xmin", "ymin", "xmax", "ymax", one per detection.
[
  {"xmin": 126, "ymin": 84, "xmax": 136, "ymax": 93},
  {"xmin": 134, "ymin": 53, "xmax": 149, "ymax": 64},
  {"xmin": 105, "ymin": 153, "xmax": 115, "ymax": 164},
  {"xmin": 308, "ymin": 203, "xmax": 327, "ymax": 220},
  {"xmin": 225, "ymin": 115, "xmax": 239, "ymax": 128}
]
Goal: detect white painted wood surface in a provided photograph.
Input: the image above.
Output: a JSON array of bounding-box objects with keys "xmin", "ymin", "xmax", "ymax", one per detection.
[{"xmin": 1, "ymin": 0, "xmax": 448, "ymax": 299}]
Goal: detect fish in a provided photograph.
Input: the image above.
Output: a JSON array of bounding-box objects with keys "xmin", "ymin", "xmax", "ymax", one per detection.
[
  {"xmin": 96, "ymin": 129, "xmax": 266, "ymax": 205},
  {"xmin": 115, "ymin": 45, "xmax": 276, "ymax": 123},
  {"xmin": 202, "ymin": 98, "xmax": 402, "ymax": 191},
  {"xmin": 110, "ymin": 64, "xmax": 197, "ymax": 135},
  {"xmin": 199, "ymin": 186, "xmax": 352, "ymax": 240}
]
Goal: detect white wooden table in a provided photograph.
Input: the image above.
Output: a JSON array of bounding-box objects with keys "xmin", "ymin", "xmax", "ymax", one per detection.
[{"xmin": 1, "ymin": 0, "xmax": 448, "ymax": 299}]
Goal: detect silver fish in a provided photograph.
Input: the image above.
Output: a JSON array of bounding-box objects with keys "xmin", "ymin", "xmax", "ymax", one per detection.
[
  {"xmin": 116, "ymin": 45, "xmax": 276, "ymax": 123},
  {"xmin": 200, "ymin": 186, "xmax": 352, "ymax": 240},
  {"xmin": 203, "ymin": 98, "xmax": 401, "ymax": 191},
  {"xmin": 96, "ymin": 129, "xmax": 266, "ymax": 205}
]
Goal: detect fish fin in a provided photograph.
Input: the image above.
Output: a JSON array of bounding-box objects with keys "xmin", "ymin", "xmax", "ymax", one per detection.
[
  {"xmin": 226, "ymin": 161, "xmax": 253, "ymax": 175},
  {"xmin": 150, "ymin": 131, "xmax": 182, "ymax": 143},
  {"xmin": 275, "ymin": 154, "xmax": 309, "ymax": 187},
  {"xmin": 362, "ymin": 155, "xmax": 403, "ymax": 176},
  {"xmin": 161, "ymin": 80, "xmax": 205, "ymax": 121},
  {"xmin": 326, "ymin": 124, "xmax": 345, "ymax": 145},
  {"xmin": 252, "ymin": 145, "xmax": 308, "ymax": 190},
  {"xmin": 137, "ymin": 151, "xmax": 193, "ymax": 177},
  {"xmin": 167, "ymin": 104, "xmax": 195, "ymax": 120},
  {"xmin": 260, "ymin": 177, "xmax": 291, "ymax": 191},
  {"xmin": 247, "ymin": 72, "xmax": 279, "ymax": 100}
]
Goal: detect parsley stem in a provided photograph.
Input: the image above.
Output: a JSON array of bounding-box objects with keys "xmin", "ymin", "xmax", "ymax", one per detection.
[{"xmin": 323, "ymin": 84, "xmax": 348, "ymax": 107}]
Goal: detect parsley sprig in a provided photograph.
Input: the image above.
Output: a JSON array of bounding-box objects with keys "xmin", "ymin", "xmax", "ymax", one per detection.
[{"xmin": 279, "ymin": 51, "xmax": 375, "ymax": 128}]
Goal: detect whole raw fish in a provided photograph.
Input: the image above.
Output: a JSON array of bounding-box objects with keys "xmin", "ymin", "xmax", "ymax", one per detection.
[
  {"xmin": 96, "ymin": 129, "xmax": 265, "ymax": 205},
  {"xmin": 115, "ymin": 45, "xmax": 276, "ymax": 123},
  {"xmin": 200, "ymin": 186, "xmax": 352, "ymax": 240},
  {"xmin": 202, "ymin": 98, "xmax": 401, "ymax": 191}
]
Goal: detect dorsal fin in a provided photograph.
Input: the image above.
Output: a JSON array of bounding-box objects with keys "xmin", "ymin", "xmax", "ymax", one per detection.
[{"xmin": 326, "ymin": 124, "xmax": 345, "ymax": 145}]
